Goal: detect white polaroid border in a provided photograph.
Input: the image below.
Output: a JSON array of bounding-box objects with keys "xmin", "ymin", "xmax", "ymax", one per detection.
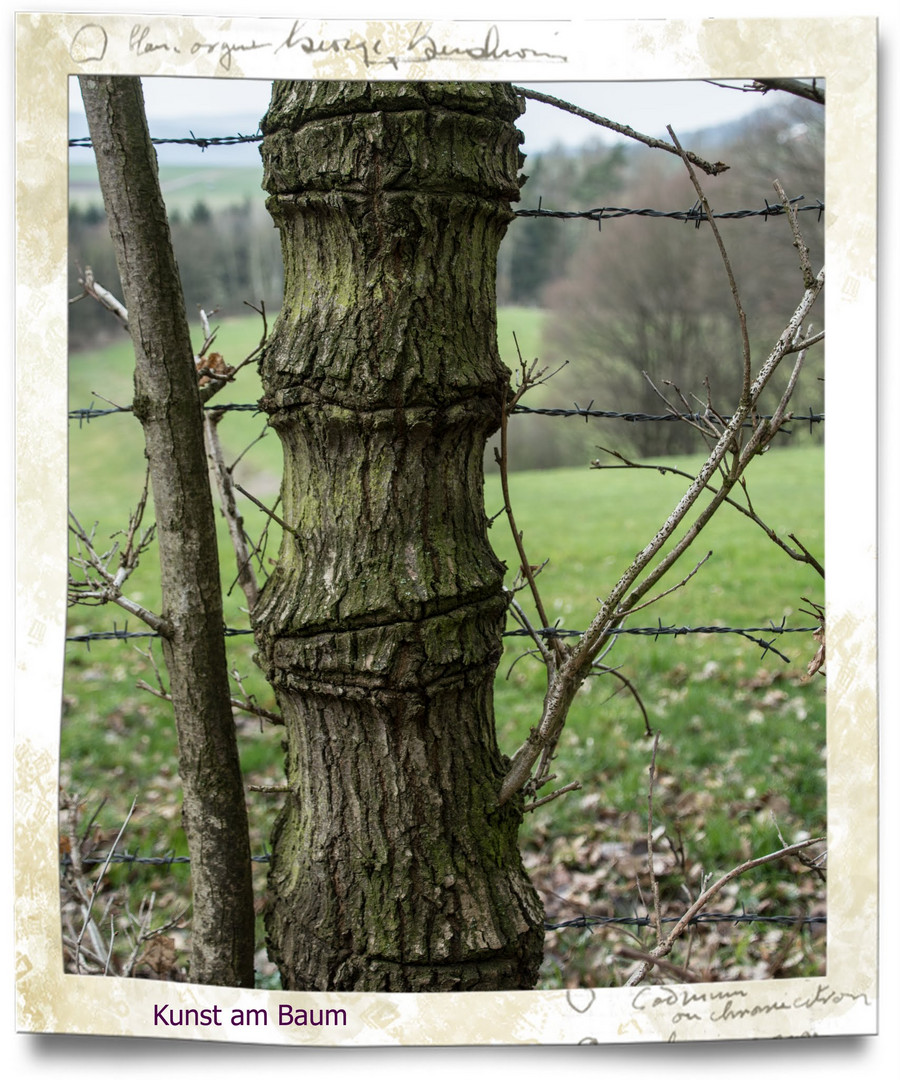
[{"xmin": 15, "ymin": 12, "xmax": 877, "ymax": 1046}]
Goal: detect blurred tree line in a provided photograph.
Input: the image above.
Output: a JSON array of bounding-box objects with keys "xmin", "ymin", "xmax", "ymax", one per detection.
[
  {"xmin": 497, "ymin": 94, "xmax": 825, "ymax": 469},
  {"xmin": 70, "ymin": 91, "xmax": 823, "ymax": 469},
  {"xmin": 68, "ymin": 196, "xmax": 284, "ymax": 350}
]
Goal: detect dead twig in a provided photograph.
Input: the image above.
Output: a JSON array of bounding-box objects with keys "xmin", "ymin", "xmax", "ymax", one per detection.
[
  {"xmin": 70, "ymin": 265, "xmax": 130, "ymax": 330},
  {"xmin": 623, "ymin": 835, "xmax": 826, "ymax": 986},
  {"xmin": 616, "ymin": 946, "xmax": 703, "ymax": 983},
  {"xmin": 70, "ymin": 798, "xmax": 137, "ymax": 974},
  {"xmin": 136, "ymin": 675, "xmax": 283, "ymax": 726},
  {"xmin": 523, "ymin": 780, "xmax": 582, "ymax": 813},
  {"xmin": 234, "ymin": 483, "xmax": 296, "ymax": 538},
  {"xmin": 68, "ymin": 492, "xmax": 170, "ymax": 636},
  {"xmin": 498, "ymin": 139, "xmax": 825, "ymax": 806},
  {"xmin": 646, "ymin": 733, "xmax": 663, "ymax": 940},
  {"xmin": 591, "ymin": 447, "xmax": 824, "ymax": 578},
  {"xmin": 515, "ymin": 86, "xmax": 730, "ymax": 176},
  {"xmin": 495, "ymin": 334, "xmax": 569, "ymax": 671},
  {"xmin": 203, "ymin": 410, "xmax": 260, "ymax": 611}
]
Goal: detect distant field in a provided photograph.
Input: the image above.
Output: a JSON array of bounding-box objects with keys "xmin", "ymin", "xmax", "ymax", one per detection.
[
  {"xmin": 70, "ymin": 162, "xmax": 266, "ymax": 215},
  {"xmin": 63, "ymin": 308, "xmax": 826, "ymax": 986}
]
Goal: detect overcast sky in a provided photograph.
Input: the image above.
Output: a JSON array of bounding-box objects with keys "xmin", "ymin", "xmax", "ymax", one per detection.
[{"xmin": 69, "ymin": 76, "xmax": 783, "ymax": 166}]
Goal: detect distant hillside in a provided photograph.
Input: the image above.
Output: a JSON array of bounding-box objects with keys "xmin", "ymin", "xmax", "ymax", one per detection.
[
  {"xmin": 66, "ymin": 99, "xmax": 776, "ymax": 217},
  {"xmin": 69, "ymin": 162, "xmax": 266, "ymax": 216}
]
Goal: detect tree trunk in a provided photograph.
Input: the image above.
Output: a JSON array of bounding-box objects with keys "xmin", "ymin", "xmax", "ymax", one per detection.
[
  {"xmin": 79, "ymin": 76, "xmax": 256, "ymax": 987},
  {"xmin": 254, "ymin": 81, "xmax": 545, "ymax": 991}
]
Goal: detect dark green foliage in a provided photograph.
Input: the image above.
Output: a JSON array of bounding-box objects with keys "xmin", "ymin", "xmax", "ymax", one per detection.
[
  {"xmin": 498, "ymin": 141, "xmax": 627, "ymax": 306},
  {"xmin": 69, "ymin": 194, "xmax": 283, "ymax": 350}
]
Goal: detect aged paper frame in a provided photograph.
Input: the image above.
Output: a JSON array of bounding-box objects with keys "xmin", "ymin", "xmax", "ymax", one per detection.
[{"xmin": 15, "ymin": 12, "xmax": 877, "ymax": 1046}]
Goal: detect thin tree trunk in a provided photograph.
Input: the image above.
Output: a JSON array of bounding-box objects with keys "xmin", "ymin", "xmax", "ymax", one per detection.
[
  {"xmin": 254, "ymin": 81, "xmax": 545, "ymax": 992},
  {"xmin": 79, "ymin": 76, "xmax": 255, "ymax": 987}
]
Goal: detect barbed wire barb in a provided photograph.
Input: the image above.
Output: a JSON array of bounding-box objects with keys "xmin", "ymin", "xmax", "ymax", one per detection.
[{"xmin": 513, "ymin": 196, "xmax": 824, "ymax": 227}]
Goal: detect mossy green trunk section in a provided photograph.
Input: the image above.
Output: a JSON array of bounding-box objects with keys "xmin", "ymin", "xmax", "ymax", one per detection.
[{"xmin": 254, "ymin": 81, "xmax": 545, "ymax": 991}]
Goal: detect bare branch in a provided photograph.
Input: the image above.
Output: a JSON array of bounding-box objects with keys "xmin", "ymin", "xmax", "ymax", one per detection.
[
  {"xmin": 71, "ymin": 266, "xmax": 130, "ymax": 330},
  {"xmin": 499, "ymin": 214, "xmax": 825, "ymax": 804},
  {"xmin": 506, "ymin": 592, "xmax": 554, "ymax": 669},
  {"xmin": 135, "ymin": 648, "xmax": 284, "ymax": 726},
  {"xmin": 786, "ymin": 329, "xmax": 825, "ymax": 354},
  {"xmin": 592, "ymin": 664, "xmax": 653, "ymax": 738},
  {"xmin": 799, "ymin": 598, "xmax": 826, "ymax": 678},
  {"xmin": 229, "ymin": 666, "xmax": 284, "ymax": 726},
  {"xmin": 774, "ymin": 179, "xmax": 817, "ymax": 288},
  {"xmin": 667, "ymin": 126, "xmax": 751, "ymax": 394},
  {"xmin": 619, "ymin": 551, "xmax": 713, "ymax": 617},
  {"xmin": 591, "ymin": 447, "xmax": 824, "ymax": 578},
  {"xmin": 228, "ymin": 426, "xmax": 269, "ymax": 475},
  {"xmin": 750, "ymin": 78, "xmax": 825, "ymax": 106},
  {"xmin": 646, "ymin": 733, "xmax": 663, "ymax": 939},
  {"xmin": 495, "ymin": 334, "xmax": 568, "ymax": 669},
  {"xmin": 522, "ymin": 780, "xmax": 582, "ymax": 814},
  {"xmin": 616, "ymin": 946, "xmax": 702, "ymax": 983},
  {"xmin": 198, "ymin": 300, "xmax": 269, "ymax": 404},
  {"xmin": 72, "ymin": 799, "xmax": 137, "ymax": 971},
  {"xmin": 68, "ymin": 508, "xmax": 171, "ymax": 636},
  {"xmin": 233, "ymin": 482, "xmax": 295, "ymax": 537},
  {"xmin": 703, "ymin": 77, "xmax": 824, "ymax": 106},
  {"xmin": 203, "ymin": 411, "xmax": 260, "ymax": 611},
  {"xmin": 196, "ymin": 305, "xmax": 220, "ymax": 358},
  {"xmin": 623, "ymin": 835, "xmax": 826, "ymax": 986},
  {"xmin": 137, "ymin": 678, "xmax": 284, "ymax": 726},
  {"xmin": 516, "ymin": 86, "xmax": 730, "ymax": 176}
]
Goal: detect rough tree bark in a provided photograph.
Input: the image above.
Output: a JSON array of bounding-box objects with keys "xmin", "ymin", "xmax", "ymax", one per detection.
[
  {"xmin": 79, "ymin": 76, "xmax": 255, "ymax": 987},
  {"xmin": 254, "ymin": 81, "xmax": 545, "ymax": 991}
]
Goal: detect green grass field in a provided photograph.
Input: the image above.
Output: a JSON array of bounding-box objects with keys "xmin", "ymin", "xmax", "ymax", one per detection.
[
  {"xmin": 63, "ymin": 309, "xmax": 826, "ymax": 987},
  {"xmin": 70, "ymin": 163, "xmax": 266, "ymax": 215}
]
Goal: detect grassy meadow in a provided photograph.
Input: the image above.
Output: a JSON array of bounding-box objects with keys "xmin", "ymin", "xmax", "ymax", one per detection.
[
  {"xmin": 69, "ymin": 162, "xmax": 266, "ymax": 216},
  {"xmin": 63, "ymin": 308, "xmax": 826, "ymax": 987}
]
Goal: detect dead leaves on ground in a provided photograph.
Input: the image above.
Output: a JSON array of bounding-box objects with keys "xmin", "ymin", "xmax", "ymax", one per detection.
[{"xmin": 524, "ymin": 779, "xmax": 826, "ymax": 988}]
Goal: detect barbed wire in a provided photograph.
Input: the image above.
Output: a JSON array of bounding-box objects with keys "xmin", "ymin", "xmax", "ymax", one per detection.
[
  {"xmin": 66, "ymin": 620, "xmax": 818, "ymax": 665},
  {"xmin": 514, "ymin": 195, "xmax": 825, "ymax": 230},
  {"xmin": 545, "ymin": 911, "xmax": 825, "ymax": 931},
  {"xmin": 515, "ymin": 402, "xmax": 824, "ymax": 430},
  {"xmin": 66, "ymin": 625, "xmax": 254, "ymax": 643},
  {"xmin": 64, "ymin": 851, "xmax": 271, "ymax": 867},
  {"xmin": 68, "ymin": 375, "xmax": 821, "ymax": 664},
  {"xmin": 59, "ymin": 850, "xmax": 823, "ymax": 933},
  {"xmin": 60, "ymin": 851, "xmax": 824, "ymax": 931},
  {"xmin": 66, "ymin": 623, "xmax": 817, "ymax": 642},
  {"xmin": 69, "ymin": 132, "xmax": 262, "ymax": 151},
  {"xmin": 68, "ymin": 401, "xmax": 262, "ymax": 424},
  {"xmin": 506, "ymin": 620, "xmax": 817, "ymax": 663},
  {"xmin": 68, "ymin": 127, "xmax": 823, "ymax": 232},
  {"xmin": 68, "ymin": 399, "xmax": 825, "ymax": 428}
]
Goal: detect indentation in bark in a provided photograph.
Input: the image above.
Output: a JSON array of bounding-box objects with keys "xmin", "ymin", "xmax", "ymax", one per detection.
[{"xmin": 255, "ymin": 81, "xmax": 544, "ymax": 992}]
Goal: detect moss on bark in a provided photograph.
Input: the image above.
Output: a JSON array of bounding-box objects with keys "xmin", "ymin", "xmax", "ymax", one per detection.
[{"xmin": 255, "ymin": 81, "xmax": 543, "ymax": 992}]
